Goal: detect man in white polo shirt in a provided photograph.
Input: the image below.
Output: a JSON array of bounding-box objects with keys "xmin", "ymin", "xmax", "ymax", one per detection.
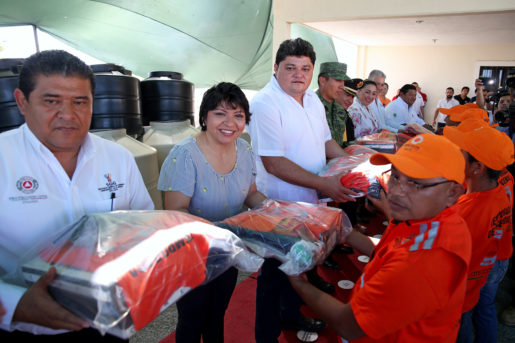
[
  {"xmin": 0, "ymin": 50, "xmax": 153, "ymax": 342},
  {"xmin": 433, "ymin": 87, "xmax": 460, "ymax": 128},
  {"xmin": 249, "ymin": 38, "xmax": 356, "ymax": 343}
]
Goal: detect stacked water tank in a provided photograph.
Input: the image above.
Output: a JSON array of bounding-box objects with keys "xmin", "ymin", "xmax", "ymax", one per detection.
[
  {"xmin": 140, "ymin": 71, "xmax": 195, "ymax": 125},
  {"xmin": 139, "ymin": 72, "xmax": 199, "ymax": 207},
  {"xmin": 90, "ymin": 64, "xmax": 144, "ymax": 138},
  {"xmin": 90, "ymin": 64, "xmax": 162, "ymax": 209},
  {"xmin": 0, "ymin": 59, "xmax": 25, "ymax": 133},
  {"xmin": 141, "ymin": 71, "xmax": 199, "ymax": 174}
]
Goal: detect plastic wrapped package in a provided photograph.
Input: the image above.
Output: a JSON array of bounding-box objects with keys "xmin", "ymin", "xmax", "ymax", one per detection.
[
  {"xmin": 395, "ymin": 124, "xmax": 434, "ymax": 150},
  {"xmin": 352, "ymin": 129, "xmax": 396, "ymax": 153},
  {"xmin": 343, "ymin": 144, "xmax": 377, "ymax": 157},
  {"xmin": 18, "ymin": 210, "xmax": 263, "ymax": 338},
  {"xmin": 219, "ymin": 200, "xmax": 352, "ymax": 275},
  {"xmin": 319, "ymin": 152, "xmax": 390, "ymax": 199}
]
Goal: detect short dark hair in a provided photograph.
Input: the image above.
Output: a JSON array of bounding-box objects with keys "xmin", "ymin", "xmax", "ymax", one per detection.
[
  {"xmin": 447, "ymin": 87, "xmax": 455, "ymax": 92},
  {"xmin": 275, "ymin": 38, "xmax": 316, "ymax": 66},
  {"xmin": 461, "ymin": 86, "xmax": 470, "ymax": 91},
  {"xmin": 198, "ymin": 82, "xmax": 251, "ymax": 131},
  {"xmin": 317, "ymin": 73, "xmax": 329, "ymax": 86},
  {"xmin": 400, "ymin": 84, "xmax": 416, "ymax": 94},
  {"xmin": 384, "ymin": 82, "xmax": 389, "ymax": 89},
  {"xmin": 411, "ymin": 82, "xmax": 418, "ymax": 86},
  {"xmin": 18, "ymin": 50, "xmax": 95, "ymax": 99},
  {"xmin": 468, "ymin": 153, "xmax": 501, "ymax": 180}
]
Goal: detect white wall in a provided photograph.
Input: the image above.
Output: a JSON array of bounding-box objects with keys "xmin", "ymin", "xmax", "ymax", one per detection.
[
  {"xmin": 360, "ymin": 43, "xmax": 515, "ymax": 122},
  {"xmin": 272, "ymin": 0, "xmax": 515, "ymax": 54},
  {"xmin": 333, "ymin": 37, "xmax": 358, "ymax": 78}
]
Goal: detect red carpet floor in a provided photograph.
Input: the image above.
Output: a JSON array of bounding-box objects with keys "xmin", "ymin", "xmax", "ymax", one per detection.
[{"xmin": 161, "ymin": 214, "xmax": 387, "ymax": 343}]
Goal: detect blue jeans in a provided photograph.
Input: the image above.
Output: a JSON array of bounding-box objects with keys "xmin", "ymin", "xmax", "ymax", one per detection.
[
  {"xmin": 473, "ymin": 259, "xmax": 509, "ymax": 343},
  {"xmin": 456, "ymin": 259, "xmax": 509, "ymax": 343},
  {"xmin": 457, "ymin": 310, "xmax": 473, "ymax": 343}
]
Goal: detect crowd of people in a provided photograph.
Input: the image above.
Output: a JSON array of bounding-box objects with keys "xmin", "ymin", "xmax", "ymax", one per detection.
[{"xmin": 0, "ymin": 36, "xmax": 514, "ymax": 343}]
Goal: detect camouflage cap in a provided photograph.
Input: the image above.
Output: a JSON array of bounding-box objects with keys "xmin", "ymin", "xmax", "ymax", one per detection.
[{"xmin": 319, "ymin": 62, "xmax": 350, "ymax": 81}]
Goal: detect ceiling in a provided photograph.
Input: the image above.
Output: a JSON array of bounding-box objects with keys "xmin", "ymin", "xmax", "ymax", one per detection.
[{"xmin": 304, "ymin": 11, "xmax": 515, "ymax": 46}]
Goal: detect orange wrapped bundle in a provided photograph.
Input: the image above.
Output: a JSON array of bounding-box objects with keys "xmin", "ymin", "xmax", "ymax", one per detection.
[
  {"xmin": 19, "ymin": 211, "xmax": 263, "ymax": 338},
  {"xmin": 343, "ymin": 145, "xmax": 377, "ymax": 157},
  {"xmin": 319, "ymin": 150, "xmax": 390, "ymax": 200},
  {"xmin": 220, "ymin": 200, "xmax": 352, "ymax": 275}
]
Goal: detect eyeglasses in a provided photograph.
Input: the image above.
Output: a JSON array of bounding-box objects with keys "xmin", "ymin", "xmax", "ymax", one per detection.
[{"xmin": 388, "ymin": 170, "xmax": 453, "ymax": 192}]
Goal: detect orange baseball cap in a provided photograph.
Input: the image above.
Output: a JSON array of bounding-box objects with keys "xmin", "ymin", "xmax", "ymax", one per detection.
[
  {"xmin": 440, "ymin": 103, "xmax": 479, "ymax": 116},
  {"xmin": 449, "ymin": 108, "xmax": 489, "ymax": 123},
  {"xmin": 443, "ymin": 119, "xmax": 514, "ymax": 170},
  {"xmin": 370, "ymin": 133, "xmax": 465, "ymax": 183}
]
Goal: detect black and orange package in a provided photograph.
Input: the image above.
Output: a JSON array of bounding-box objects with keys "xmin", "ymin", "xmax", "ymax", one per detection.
[
  {"xmin": 19, "ymin": 211, "xmax": 262, "ymax": 338},
  {"xmin": 220, "ymin": 200, "xmax": 352, "ymax": 275}
]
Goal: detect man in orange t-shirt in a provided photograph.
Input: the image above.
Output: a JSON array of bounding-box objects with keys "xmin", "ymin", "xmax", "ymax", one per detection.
[
  {"xmin": 444, "ymin": 119, "xmax": 514, "ymax": 343},
  {"xmin": 289, "ymin": 134, "xmax": 472, "ymax": 342},
  {"xmin": 497, "ymin": 168, "xmax": 514, "ymax": 262}
]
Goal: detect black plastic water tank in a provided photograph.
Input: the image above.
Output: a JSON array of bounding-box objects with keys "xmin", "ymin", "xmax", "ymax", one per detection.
[
  {"xmin": 90, "ymin": 64, "xmax": 143, "ymax": 136},
  {"xmin": 0, "ymin": 59, "xmax": 25, "ymax": 133},
  {"xmin": 140, "ymin": 71, "xmax": 194, "ymax": 125}
]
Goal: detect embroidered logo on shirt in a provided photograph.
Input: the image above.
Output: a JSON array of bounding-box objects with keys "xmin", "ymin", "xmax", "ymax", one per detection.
[
  {"xmin": 98, "ymin": 173, "xmax": 125, "ymax": 193},
  {"xmin": 16, "ymin": 176, "xmax": 39, "ymax": 194}
]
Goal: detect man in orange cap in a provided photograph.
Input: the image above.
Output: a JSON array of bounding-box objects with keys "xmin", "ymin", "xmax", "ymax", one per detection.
[
  {"xmin": 444, "ymin": 120, "xmax": 514, "ymax": 343},
  {"xmin": 439, "ymin": 105, "xmax": 488, "ymax": 127},
  {"xmin": 289, "ymin": 133, "xmax": 472, "ymax": 342}
]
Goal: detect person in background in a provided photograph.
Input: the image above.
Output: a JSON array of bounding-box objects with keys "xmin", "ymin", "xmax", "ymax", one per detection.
[
  {"xmin": 391, "ymin": 88, "xmax": 400, "ymax": 101},
  {"xmin": 348, "ymin": 80, "xmax": 382, "ymax": 137},
  {"xmin": 385, "ymin": 84, "xmax": 429, "ymax": 131},
  {"xmin": 444, "ymin": 119, "xmax": 514, "ymax": 343},
  {"xmin": 472, "ymin": 86, "xmax": 496, "ymax": 113},
  {"xmin": 0, "ymin": 50, "xmax": 153, "ymax": 342},
  {"xmin": 318, "ymin": 69, "xmax": 359, "ymax": 269},
  {"xmin": 248, "ymin": 37, "xmax": 358, "ymax": 343},
  {"xmin": 335, "ymin": 78, "xmax": 360, "ymax": 143},
  {"xmin": 316, "ymin": 62, "xmax": 352, "ymax": 148},
  {"xmin": 411, "ymin": 82, "xmax": 425, "ymax": 119},
  {"xmin": 378, "ymin": 82, "xmax": 391, "ymax": 107},
  {"xmin": 493, "ymin": 91, "xmax": 514, "ymax": 136},
  {"xmin": 433, "ymin": 87, "xmax": 460, "ymax": 129},
  {"xmin": 455, "ymin": 86, "xmax": 471, "ymax": 105},
  {"xmin": 0, "ymin": 301, "xmax": 5, "ymax": 322},
  {"xmin": 288, "ymin": 133, "xmax": 472, "ymax": 342},
  {"xmin": 368, "ymin": 70, "xmax": 398, "ymax": 132},
  {"xmin": 158, "ymin": 82, "xmax": 266, "ymax": 343}
]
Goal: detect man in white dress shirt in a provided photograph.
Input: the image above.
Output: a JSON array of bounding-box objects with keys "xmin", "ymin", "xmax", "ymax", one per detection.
[
  {"xmin": 385, "ymin": 84, "xmax": 428, "ymax": 130},
  {"xmin": 0, "ymin": 50, "xmax": 153, "ymax": 342}
]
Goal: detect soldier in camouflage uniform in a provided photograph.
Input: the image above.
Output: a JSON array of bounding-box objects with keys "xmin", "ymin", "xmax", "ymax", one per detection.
[{"xmin": 317, "ymin": 62, "xmax": 354, "ymax": 147}]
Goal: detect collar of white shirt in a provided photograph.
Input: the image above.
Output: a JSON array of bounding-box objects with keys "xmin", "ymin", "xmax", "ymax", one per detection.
[{"xmin": 22, "ymin": 123, "xmax": 97, "ymax": 166}]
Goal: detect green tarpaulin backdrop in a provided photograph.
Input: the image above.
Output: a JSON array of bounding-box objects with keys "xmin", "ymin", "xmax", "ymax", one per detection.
[{"xmin": 0, "ymin": 0, "xmax": 337, "ymax": 90}]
